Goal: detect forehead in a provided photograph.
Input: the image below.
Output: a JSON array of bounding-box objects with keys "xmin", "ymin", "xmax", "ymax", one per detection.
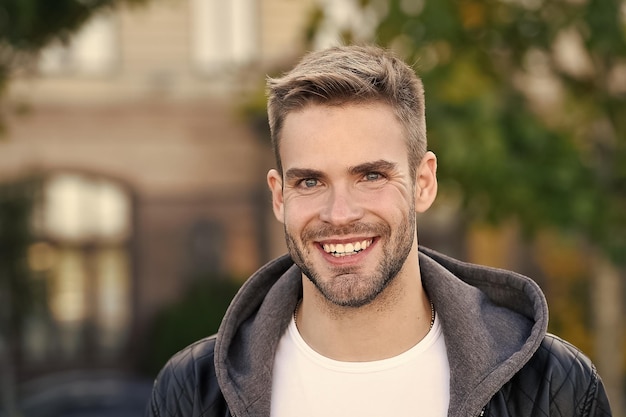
[{"xmin": 279, "ymin": 102, "xmax": 409, "ymax": 171}]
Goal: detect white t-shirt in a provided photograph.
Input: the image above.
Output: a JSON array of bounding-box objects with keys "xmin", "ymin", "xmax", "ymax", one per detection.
[{"xmin": 270, "ymin": 312, "xmax": 450, "ymax": 417}]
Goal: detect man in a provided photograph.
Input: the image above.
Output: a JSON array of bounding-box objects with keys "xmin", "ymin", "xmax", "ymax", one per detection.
[{"xmin": 146, "ymin": 45, "xmax": 612, "ymax": 417}]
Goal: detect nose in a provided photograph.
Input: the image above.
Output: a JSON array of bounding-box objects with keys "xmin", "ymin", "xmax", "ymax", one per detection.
[{"xmin": 318, "ymin": 185, "xmax": 364, "ymax": 226}]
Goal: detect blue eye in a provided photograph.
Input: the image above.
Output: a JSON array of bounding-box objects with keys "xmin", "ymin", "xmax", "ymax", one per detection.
[
  {"xmin": 302, "ymin": 178, "xmax": 318, "ymax": 188},
  {"xmin": 365, "ymin": 172, "xmax": 382, "ymax": 181}
]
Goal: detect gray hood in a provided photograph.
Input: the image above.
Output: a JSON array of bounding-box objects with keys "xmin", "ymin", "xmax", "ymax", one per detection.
[
  {"xmin": 214, "ymin": 247, "xmax": 548, "ymax": 417},
  {"xmin": 419, "ymin": 247, "xmax": 548, "ymax": 416}
]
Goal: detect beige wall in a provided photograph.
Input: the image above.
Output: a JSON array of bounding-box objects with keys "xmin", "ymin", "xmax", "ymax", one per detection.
[{"xmin": 8, "ymin": 0, "xmax": 316, "ymax": 103}]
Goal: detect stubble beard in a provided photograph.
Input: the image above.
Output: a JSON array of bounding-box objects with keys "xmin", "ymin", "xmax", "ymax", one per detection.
[{"xmin": 284, "ymin": 212, "xmax": 416, "ymax": 308}]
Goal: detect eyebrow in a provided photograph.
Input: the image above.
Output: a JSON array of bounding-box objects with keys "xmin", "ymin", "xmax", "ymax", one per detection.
[
  {"xmin": 284, "ymin": 160, "xmax": 398, "ymax": 182},
  {"xmin": 284, "ymin": 168, "xmax": 325, "ymax": 182},
  {"xmin": 348, "ymin": 160, "xmax": 398, "ymax": 176}
]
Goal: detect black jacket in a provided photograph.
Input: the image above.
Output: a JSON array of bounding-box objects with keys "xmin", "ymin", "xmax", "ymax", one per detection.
[{"xmin": 146, "ymin": 248, "xmax": 612, "ymax": 417}]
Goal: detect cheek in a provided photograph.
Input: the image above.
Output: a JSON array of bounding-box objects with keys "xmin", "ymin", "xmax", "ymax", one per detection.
[
  {"xmin": 366, "ymin": 187, "xmax": 413, "ymax": 214},
  {"xmin": 282, "ymin": 197, "xmax": 319, "ymax": 230}
]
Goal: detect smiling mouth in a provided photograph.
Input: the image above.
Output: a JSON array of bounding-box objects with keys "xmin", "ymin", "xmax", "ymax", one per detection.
[{"xmin": 321, "ymin": 239, "xmax": 373, "ymax": 257}]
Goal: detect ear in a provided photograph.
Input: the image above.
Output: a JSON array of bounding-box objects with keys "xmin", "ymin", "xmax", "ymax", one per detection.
[
  {"xmin": 414, "ymin": 151, "xmax": 438, "ymax": 213},
  {"xmin": 267, "ymin": 169, "xmax": 285, "ymax": 223}
]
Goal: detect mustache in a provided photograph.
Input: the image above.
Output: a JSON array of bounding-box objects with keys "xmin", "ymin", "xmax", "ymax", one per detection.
[{"xmin": 301, "ymin": 222, "xmax": 390, "ymax": 241}]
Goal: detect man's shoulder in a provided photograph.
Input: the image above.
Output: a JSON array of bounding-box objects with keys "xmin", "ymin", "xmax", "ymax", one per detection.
[
  {"xmin": 530, "ymin": 334, "xmax": 596, "ymax": 379},
  {"xmin": 494, "ymin": 334, "xmax": 612, "ymax": 416},
  {"xmin": 147, "ymin": 336, "xmax": 225, "ymax": 417},
  {"xmin": 159, "ymin": 335, "xmax": 218, "ymax": 382}
]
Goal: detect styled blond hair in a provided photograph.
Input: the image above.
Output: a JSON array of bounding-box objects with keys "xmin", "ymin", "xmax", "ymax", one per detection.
[{"xmin": 266, "ymin": 44, "xmax": 427, "ymax": 177}]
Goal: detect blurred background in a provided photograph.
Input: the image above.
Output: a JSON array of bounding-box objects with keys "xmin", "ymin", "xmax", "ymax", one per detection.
[{"xmin": 0, "ymin": 0, "xmax": 624, "ymax": 415}]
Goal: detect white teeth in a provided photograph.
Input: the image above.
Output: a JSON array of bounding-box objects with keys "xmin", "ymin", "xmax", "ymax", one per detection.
[{"xmin": 323, "ymin": 239, "xmax": 372, "ymax": 257}]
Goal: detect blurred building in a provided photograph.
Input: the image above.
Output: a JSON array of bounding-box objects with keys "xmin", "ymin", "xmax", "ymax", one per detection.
[{"xmin": 0, "ymin": 0, "xmax": 334, "ymax": 381}]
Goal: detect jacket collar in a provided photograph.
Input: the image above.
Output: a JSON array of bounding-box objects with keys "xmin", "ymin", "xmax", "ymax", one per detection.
[
  {"xmin": 215, "ymin": 255, "xmax": 300, "ymax": 417},
  {"xmin": 215, "ymin": 247, "xmax": 548, "ymax": 417}
]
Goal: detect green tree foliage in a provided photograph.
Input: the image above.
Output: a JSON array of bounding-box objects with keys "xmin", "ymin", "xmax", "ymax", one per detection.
[
  {"xmin": 0, "ymin": 0, "xmax": 146, "ymax": 52},
  {"xmin": 0, "ymin": 179, "xmax": 40, "ymax": 416},
  {"xmin": 317, "ymin": 0, "xmax": 626, "ymax": 265},
  {"xmin": 0, "ymin": 180, "xmax": 39, "ymax": 341}
]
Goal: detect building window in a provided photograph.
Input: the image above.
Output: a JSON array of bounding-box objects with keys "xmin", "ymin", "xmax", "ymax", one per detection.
[
  {"xmin": 38, "ymin": 13, "xmax": 118, "ymax": 77},
  {"xmin": 23, "ymin": 174, "xmax": 133, "ymax": 367},
  {"xmin": 189, "ymin": 0, "xmax": 258, "ymax": 73}
]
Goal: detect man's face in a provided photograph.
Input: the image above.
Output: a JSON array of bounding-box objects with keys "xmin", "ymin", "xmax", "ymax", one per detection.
[{"xmin": 267, "ymin": 102, "xmax": 434, "ymax": 308}]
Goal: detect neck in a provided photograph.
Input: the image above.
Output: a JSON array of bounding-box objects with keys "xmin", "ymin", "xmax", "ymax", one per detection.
[{"xmin": 296, "ymin": 251, "xmax": 431, "ymax": 361}]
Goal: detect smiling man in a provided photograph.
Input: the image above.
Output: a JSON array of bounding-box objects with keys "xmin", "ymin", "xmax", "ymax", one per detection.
[{"xmin": 146, "ymin": 45, "xmax": 613, "ymax": 417}]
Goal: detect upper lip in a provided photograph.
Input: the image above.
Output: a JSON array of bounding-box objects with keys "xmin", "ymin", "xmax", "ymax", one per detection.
[{"xmin": 316, "ymin": 236, "xmax": 374, "ymax": 244}]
